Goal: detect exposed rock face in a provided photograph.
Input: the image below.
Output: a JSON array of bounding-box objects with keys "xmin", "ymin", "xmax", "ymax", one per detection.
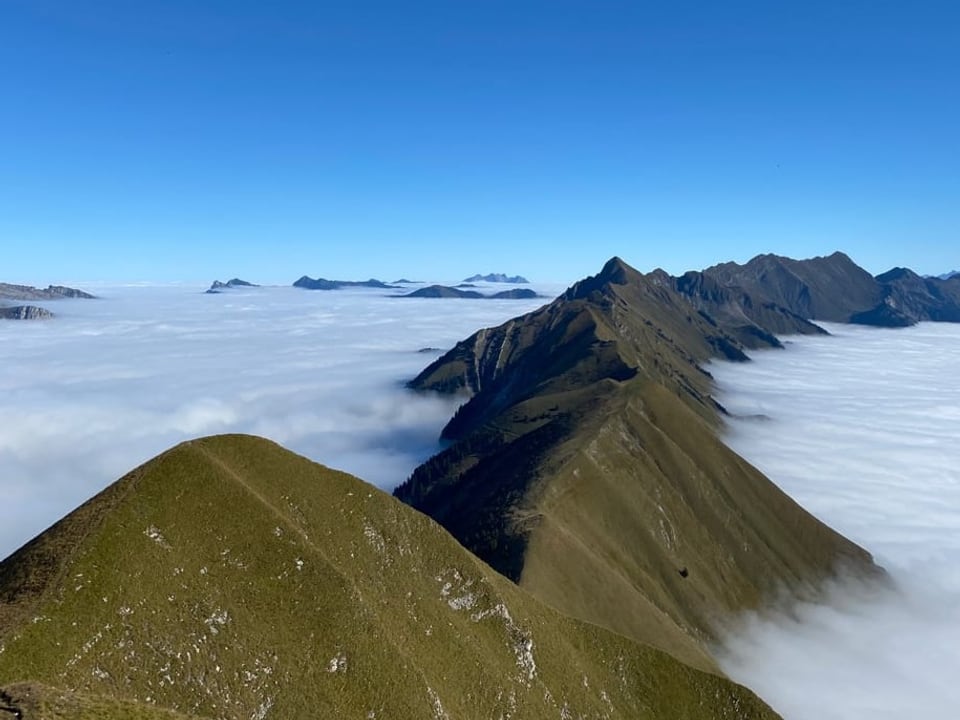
[
  {"xmin": 0, "ymin": 283, "xmax": 95, "ymax": 301},
  {"xmin": 397, "ymin": 256, "xmax": 879, "ymax": 673},
  {"xmin": 464, "ymin": 273, "xmax": 530, "ymax": 283},
  {"xmin": 704, "ymin": 251, "xmax": 881, "ymax": 322},
  {"xmin": 206, "ymin": 278, "xmax": 258, "ymax": 293},
  {"xmin": 0, "ymin": 434, "xmax": 780, "ymax": 720},
  {"xmin": 0, "ymin": 305, "xmax": 53, "ymax": 320},
  {"xmin": 293, "ymin": 276, "xmax": 396, "ymax": 290},
  {"xmin": 662, "ymin": 269, "xmax": 827, "ymax": 348},
  {"xmin": 702, "ymin": 252, "xmax": 960, "ymax": 327}
]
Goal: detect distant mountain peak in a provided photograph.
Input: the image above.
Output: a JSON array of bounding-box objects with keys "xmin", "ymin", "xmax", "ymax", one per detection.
[
  {"xmin": 205, "ymin": 278, "xmax": 258, "ymax": 293},
  {"xmin": 293, "ymin": 276, "xmax": 396, "ymax": 290},
  {"xmin": 463, "ymin": 273, "xmax": 530, "ymax": 284}
]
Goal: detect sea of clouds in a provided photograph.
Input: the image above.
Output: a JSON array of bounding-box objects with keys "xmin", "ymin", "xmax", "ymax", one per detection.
[
  {"xmin": 0, "ymin": 282, "xmax": 559, "ymax": 559},
  {"xmin": 711, "ymin": 322, "xmax": 960, "ymax": 720},
  {"xmin": 6, "ymin": 285, "xmax": 960, "ymax": 718}
]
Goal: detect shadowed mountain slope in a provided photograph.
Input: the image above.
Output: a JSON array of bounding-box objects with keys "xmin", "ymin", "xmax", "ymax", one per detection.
[
  {"xmin": 704, "ymin": 252, "xmax": 881, "ymax": 323},
  {"xmin": 703, "ymin": 252, "xmax": 960, "ymax": 327},
  {"xmin": 292, "ymin": 276, "xmax": 395, "ymax": 290},
  {"xmin": 656, "ymin": 269, "xmax": 827, "ymax": 348},
  {"xmin": 0, "ymin": 434, "xmax": 779, "ymax": 720},
  {"xmin": 396, "ymin": 257, "xmax": 878, "ymax": 673}
]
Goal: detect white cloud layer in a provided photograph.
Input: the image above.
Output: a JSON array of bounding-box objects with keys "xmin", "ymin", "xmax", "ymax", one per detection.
[
  {"xmin": 0, "ymin": 283, "xmax": 559, "ymax": 559},
  {"xmin": 711, "ymin": 322, "xmax": 960, "ymax": 720}
]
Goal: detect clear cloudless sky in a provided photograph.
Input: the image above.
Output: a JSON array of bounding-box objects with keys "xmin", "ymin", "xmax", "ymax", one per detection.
[{"xmin": 1, "ymin": 0, "xmax": 957, "ymax": 284}]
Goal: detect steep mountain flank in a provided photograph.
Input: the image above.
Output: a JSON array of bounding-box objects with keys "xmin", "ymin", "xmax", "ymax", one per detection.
[
  {"xmin": 0, "ymin": 434, "xmax": 778, "ymax": 720},
  {"xmin": 851, "ymin": 267, "xmax": 960, "ymax": 325},
  {"xmin": 659, "ymin": 269, "xmax": 827, "ymax": 348},
  {"xmin": 704, "ymin": 252, "xmax": 881, "ymax": 322},
  {"xmin": 703, "ymin": 252, "xmax": 960, "ymax": 327},
  {"xmin": 396, "ymin": 257, "xmax": 878, "ymax": 673}
]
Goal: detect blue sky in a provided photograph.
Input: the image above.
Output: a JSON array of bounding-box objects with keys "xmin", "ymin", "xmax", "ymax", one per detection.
[{"xmin": 2, "ymin": 0, "xmax": 957, "ymax": 284}]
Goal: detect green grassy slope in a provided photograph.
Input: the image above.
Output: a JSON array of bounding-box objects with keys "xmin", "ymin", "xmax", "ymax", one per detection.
[
  {"xmin": 0, "ymin": 682, "xmax": 206, "ymax": 720},
  {"xmin": 0, "ymin": 434, "xmax": 779, "ymax": 720},
  {"xmin": 397, "ymin": 257, "xmax": 880, "ymax": 674}
]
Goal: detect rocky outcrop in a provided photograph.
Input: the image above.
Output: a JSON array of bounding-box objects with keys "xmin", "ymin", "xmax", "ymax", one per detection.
[
  {"xmin": 0, "ymin": 305, "xmax": 53, "ymax": 320},
  {"xmin": 0, "ymin": 283, "xmax": 95, "ymax": 301},
  {"xmin": 205, "ymin": 278, "xmax": 259, "ymax": 293}
]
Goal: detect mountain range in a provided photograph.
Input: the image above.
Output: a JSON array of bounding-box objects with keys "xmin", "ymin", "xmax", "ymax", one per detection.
[
  {"xmin": 403, "ymin": 285, "xmax": 540, "ymax": 300},
  {"xmin": 396, "ymin": 254, "xmax": 885, "ymax": 675},
  {"xmin": 205, "ymin": 279, "xmax": 258, "ymax": 294},
  {"xmin": 464, "ymin": 274, "xmax": 530, "ymax": 284},
  {"xmin": 293, "ymin": 276, "xmax": 397, "ymax": 291},
  {"xmin": 1, "ymin": 250, "xmax": 953, "ymax": 718}
]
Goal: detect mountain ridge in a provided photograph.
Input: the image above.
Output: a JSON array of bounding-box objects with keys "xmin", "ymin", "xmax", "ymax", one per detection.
[
  {"xmin": 292, "ymin": 276, "xmax": 397, "ymax": 291},
  {"xmin": 464, "ymin": 273, "xmax": 530, "ymax": 284},
  {"xmin": 397, "ymin": 255, "xmax": 881, "ymax": 674},
  {"xmin": 0, "ymin": 434, "xmax": 779, "ymax": 720}
]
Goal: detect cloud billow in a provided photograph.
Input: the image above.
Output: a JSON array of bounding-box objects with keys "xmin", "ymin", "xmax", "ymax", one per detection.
[
  {"xmin": 711, "ymin": 322, "xmax": 960, "ymax": 720},
  {"xmin": 0, "ymin": 284, "xmax": 554, "ymax": 559}
]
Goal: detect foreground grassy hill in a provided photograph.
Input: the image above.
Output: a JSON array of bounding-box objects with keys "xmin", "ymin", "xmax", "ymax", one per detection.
[
  {"xmin": 397, "ymin": 257, "xmax": 880, "ymax": 673},
  {"xmin": 0, "ymin": 434, "xmax": 779, "ymax": 720}
]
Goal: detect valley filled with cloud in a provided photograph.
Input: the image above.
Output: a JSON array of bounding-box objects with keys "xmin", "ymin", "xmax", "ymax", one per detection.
[
  {"xmin": 712, "ymin": 323, "xmax": 960, "ymax": 719},
  {"xmin": 4, "ymin": 287, "xmax": 959, "ymax": 719},
  {"xmin": 0, "ymin": 284, "xmax": 555, "ymax": 558}
]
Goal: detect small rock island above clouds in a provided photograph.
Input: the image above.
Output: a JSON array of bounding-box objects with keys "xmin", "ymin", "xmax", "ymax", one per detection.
[
  {"xmin": 401, "ymin": 285, "xmax": 540, "ymax": 299},
  {"xmin": 293, "ymin": 276, "xmax": 398, "ymax": 290},
  {"xmin": 0, "ymin": 282, "xmax": 95, "ymax": 320},
  {"xmin": 205, "ymin": 278, "xmax": 259, "ymax": 293}
]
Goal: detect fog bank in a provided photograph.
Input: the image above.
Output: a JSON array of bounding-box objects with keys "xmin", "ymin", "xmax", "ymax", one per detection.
[
  {"xmin": 0, "ymin": 283, "xmax": 555, "ymax": 559},
  {"xmin": 712, "ymin": 322, "xmax": 960, "ymax": 719}
]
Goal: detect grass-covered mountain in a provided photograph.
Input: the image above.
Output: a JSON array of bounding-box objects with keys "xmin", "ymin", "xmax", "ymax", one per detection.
[
  {"xmin": 0, "ymin": 434, "xmax": 779, "ymax": 720},
  {"xmin": 396, "ymin": 256, "xmax": 880, "ymax": 673}
]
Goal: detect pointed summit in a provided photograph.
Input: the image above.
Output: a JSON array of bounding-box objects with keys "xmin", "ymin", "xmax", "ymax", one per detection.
[{"xmin": 597, "ymin": 256, "xmax": 633, "ymax": 283}]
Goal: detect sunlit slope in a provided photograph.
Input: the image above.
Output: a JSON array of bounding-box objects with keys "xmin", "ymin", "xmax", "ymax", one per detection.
[
  {"xmin": 397, "ymin": 257, "xmax": 879, "ymax": 673},
  {"xmin": 0, "ymin": 434, "xmax": 779, "ymax": 720},
  {"xmin": 0, "ymin": 682, "xmax": 206, "ymax": 720}
]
